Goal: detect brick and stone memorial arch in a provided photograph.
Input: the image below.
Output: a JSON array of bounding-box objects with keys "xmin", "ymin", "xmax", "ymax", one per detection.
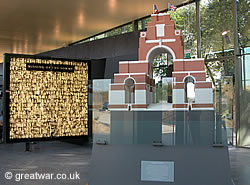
[{"xmin": 109, "ymin": 13, "xmax": 213, "ymax": 111}]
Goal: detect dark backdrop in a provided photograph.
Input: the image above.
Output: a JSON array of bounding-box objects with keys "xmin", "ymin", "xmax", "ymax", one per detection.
[{"xmin": 38, "ymin": 31, "xmax": 140, "ymax": 79}]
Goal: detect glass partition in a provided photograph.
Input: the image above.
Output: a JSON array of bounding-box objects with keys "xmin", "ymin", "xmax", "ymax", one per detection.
[
  {"xmin": 200, "ymin": 0, "xmax": 234, "ymax": 57},
  {"xmin": 92, "ymin": 79, "xmax": 111, "ymax": 144},
  {"xmin": 239, "ymin": 47, "xmax": 250, "ymax": 147},
  {"xmin": 170, "ymin": 3, "xmax": 197, "ymax": 56},
  {"xmin": 206, "ymin": 58, "xmax": 235, "ymax": 146},
  {"xmin": 161, "ymin": 77, "xmax": 175, "ymax": 145},
  {"xmin": 92, "ymin": 76, "xmax": 231, "ymax": 146}
]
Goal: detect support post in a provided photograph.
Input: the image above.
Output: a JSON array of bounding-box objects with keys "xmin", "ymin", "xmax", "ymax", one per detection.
[
  {"xmin": 142, "ymin": 19, "xmax": 146, "ymax": 30},
  {"xmin": 25, "ymin": 143, "xmax": 31, "ymax": 152},
  {"xmin": 2, "ymin": 54, "xmax": 9, "ymax": 144},
  {"xmin": 232, "ymin": 0, "xmax": 241, "ymax": 147},
  {"xmin": 132, "ymin": 20, "xmax": 138, "ymax": 32},
  {"xmin": 196, "ymin": 0, "xmax": 201, "ymax": 58}
]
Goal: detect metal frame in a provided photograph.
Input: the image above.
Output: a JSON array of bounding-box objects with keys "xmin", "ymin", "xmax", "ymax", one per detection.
[
  {"xmin": 196, "ymin": 0, "xmax": 201, "ymax": 58},
  {"xmin": 232, "ymin": 0, "xmax": 241, "ymax": 147},
  {"xmin": 3, "ymin": 53, "xmax": 92, "ymax": 143},
  {"xmin": 204, "ymin": 56, "xmax": 234, "ymax": 63}
]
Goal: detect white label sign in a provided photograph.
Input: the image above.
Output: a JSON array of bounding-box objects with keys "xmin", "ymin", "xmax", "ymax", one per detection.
[
  {"xmin": 141, "ymin": 161, "xmax": 174, "ymax": 182},
  {"xmin": 156, "ymin": 24, "xmax": 165, "ymax": 37}
]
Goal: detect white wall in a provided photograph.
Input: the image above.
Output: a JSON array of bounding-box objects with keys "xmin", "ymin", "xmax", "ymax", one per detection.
[
  {"xmin": 135, "ymin": 90, "xmax": 147, "ymax": 104},
  {"xmin": 109, "ymin": 90, "xmax": 125, "ymax": 104},
  {"xmin": 172, "ymin": 89, "xmax": 185, "ymax": 104},
  {"xmin": 195, "ymin": 88, "xmax": 213, "ymax": 104}
]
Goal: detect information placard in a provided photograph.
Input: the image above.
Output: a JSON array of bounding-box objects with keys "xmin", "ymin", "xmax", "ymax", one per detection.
[{"xmin": 141, "ymin": 161, "xmax": 174, "ymax": 182}]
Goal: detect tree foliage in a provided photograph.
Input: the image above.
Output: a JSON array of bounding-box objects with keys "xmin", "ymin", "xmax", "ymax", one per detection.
[
  {"xmin": 153, "ymin": 0, "xmax": 249, "ymax": 85},
  {"xmin": 170, "ymin": 4, "xmax": 196, "ymax": 53},
  {"xmin": 169, "ymin": 0, "xmax": 249, "ymax": 56},
  {"xmin": 153, "ymin": 54, "xmax": 173, "ymax": 78}
]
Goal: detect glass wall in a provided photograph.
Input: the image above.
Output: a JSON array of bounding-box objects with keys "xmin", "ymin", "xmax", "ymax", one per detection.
[
  {"xmin": 92, "ymin": 79, "xmax": 111, "ymax": 144},
  {"xmin": 92, "ymin": 78, "xmax": 229, "ymax": 146},
  {"xmin": 239, "ymin": 47, "xmax": 250, "ymax": 147},
  {"xmin": 200, "ymin": 0, "xmax": 234, "ymax": 57},
  {"xmin": 206, "ymin": 58, "xmax": 235, "ymax": 145},
  {"xmin": 90, "ymin": 0, "xmax": 249, "ymax": 148},
  {"xmin": 198, "ymin": 0, "xmax": 249, "ymax": 147},
  {"xmin": 170, "ymin": 3, "xmax": 197, "ymax": 56}
]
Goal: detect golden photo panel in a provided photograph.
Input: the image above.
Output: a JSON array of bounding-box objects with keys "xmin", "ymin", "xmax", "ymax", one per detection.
[{"xmin": 8, "ymin": 57, "xmax": 89, "ymax": 139}]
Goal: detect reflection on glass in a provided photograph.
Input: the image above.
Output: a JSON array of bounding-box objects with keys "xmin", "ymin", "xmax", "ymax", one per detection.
[
  {"xmin": 221, "ymin": 76, "xmax": 234, "ymax": 145},
  {"xmin": 91, "ymin": 60, "xmax": 238, "ymax": 146},
  {"xmin": 93, "ymin": 79, "xmax": 111, "ymax": 144},
  {"xmin": 239, "ymin": 48, "xmax": 250, "ymax": 147},
  {"xmin": 161, "ymin": 77, "xmax": 175, "ymax": 145},
  {"xmin": 92, "ymin": 77, "xmax": 232, "ymax": 146}
]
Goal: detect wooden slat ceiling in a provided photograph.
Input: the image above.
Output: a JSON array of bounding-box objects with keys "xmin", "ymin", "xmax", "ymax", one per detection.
[{"xmin": 0, "ymin": 0, "xmax": 192, "ymax": 61}]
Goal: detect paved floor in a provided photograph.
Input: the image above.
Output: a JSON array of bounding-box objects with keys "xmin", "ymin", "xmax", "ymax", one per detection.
[
  {"xmin": 229, "ymin": 147, "xmax": 250, "ymax": 185},
  {"xmin": 0, "ymin": 141, "xmax": 91, "ymax": 185},
  {"xmin": 0, "ymin": 142, "xmax": 249, "ymax": 185}
]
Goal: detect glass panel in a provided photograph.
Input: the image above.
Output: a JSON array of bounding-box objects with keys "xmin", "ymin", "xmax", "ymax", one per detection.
[
  {"xmin": 92, "ymin": 79, "xmax": 111, "ymax": 144},
  {"xmin": 92, "ymin": 76, "xmax": 232, "ymax": 146},
  {"xmin": 221, "ymin": 76, "xmax": 234, "ymax": 145},
  {"xmin": 238, "ymin": 0, "xmax": 250, "ymax": 147},
  {"xmin": 200, "ymin": 0, "xmax": 234, "ymax": 57},
  {"xmin": 206, "ymin": 58, "xmax": 235, "ymax": 146},
  {"xmin": 239, "ymin": 48, "xmax": 250, "ymax": 147},
  {"xmin": 215, "ymin": 76, "xmax": 234, "ymax": 145},
  {"xmin": 161, "ymin": 77, "xmax": 175, "ymax": 145},
  {"xmin": 170, "ymin": 3, "xmax": 197, "ymax": 56},
  {"xmin": 242, "ymin": 48, "xmax": 250, "ymax": 90}
]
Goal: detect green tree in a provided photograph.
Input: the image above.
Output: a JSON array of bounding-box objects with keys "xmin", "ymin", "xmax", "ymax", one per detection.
[
  {"xmin": 170, "ymin": 4, "xmax": 197, "ymax": 54},
  {"xmin": 163, "ymin": 0, "xmax": 249, "ymax": 85},
  {"xmin": 237, "ymin": 0, "xmax": 250, "ymax": 48},
  {"xmin": 169, "ymin": 0, "xmax": 249, "ymax": 56}
]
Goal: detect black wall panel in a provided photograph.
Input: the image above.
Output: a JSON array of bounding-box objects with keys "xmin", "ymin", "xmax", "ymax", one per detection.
[
  {"xmin": 104, "ymin": 54, "xmax": 138, "ymax": 79},
  {"xmin": 91, "ymin": 59, "xmax": 106, "ymax": 79},
  {"xmin": 37, "ymin": 31, "xmax": 140, "ymax": 79}
]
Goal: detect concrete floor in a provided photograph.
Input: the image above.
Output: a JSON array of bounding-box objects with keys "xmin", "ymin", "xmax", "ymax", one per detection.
[
  {"xmin": 229, "ymin": 147, "xmax": 250, "ymax": 185},
  {"xmin": 0, "ymin": 141, "xmax": 249, "ymax": 185},
  {"xmin": 0, "ymin": 141, "xmax": 91, "ymax": 185}
]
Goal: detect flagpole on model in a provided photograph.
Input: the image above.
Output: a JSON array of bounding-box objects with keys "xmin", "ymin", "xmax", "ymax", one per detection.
[
  {"xmin": 153, "ymin": 4, "xmax": 159, "ymax": 14},
  {"xmin": 168, "ymin": 3, "xmax": 177, "ymax": 12},
  {"xmin": 153, "ymin": 4, "xmax": 159, "ymax": 21},
  {"xmin": 153, "ymin": 3, "xmax": 176, "ymax": 16}
]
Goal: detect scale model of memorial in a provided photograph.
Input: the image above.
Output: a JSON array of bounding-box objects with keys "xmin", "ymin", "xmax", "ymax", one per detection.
[
  {"xmin": 90, "ymin": 12, "xmax": 233, "ymax": 185},
  {"xmin": 108, "ymin": 13, "xmax": 214, "ymax": 145},
  {"xmin": 109, "ymin": 13, "xmax": 213, "ymax": 111}
]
